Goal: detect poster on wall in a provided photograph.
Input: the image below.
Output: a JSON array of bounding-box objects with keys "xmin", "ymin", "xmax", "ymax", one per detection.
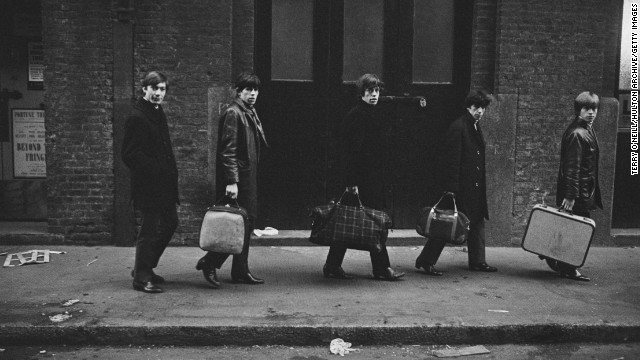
[
  {"xmin": 28, "ymin": 42, "xmax": 44, "ymax": 90},
  {"xmin": 12, "ymin": 109, "xmax": 46, "ymax": 179}
]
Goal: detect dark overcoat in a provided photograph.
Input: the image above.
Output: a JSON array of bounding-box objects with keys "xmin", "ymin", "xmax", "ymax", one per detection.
[
  {"xmin": 341, "ymin": 100, "xmax": 386, "ymax": 210},
  {"xmin": 556, "ymin": 116, "xmax": 603, "ymax": 211},
  {"xmin": 122, "ymin": 97, "xmax": 179, "ymax": 208},
  {"xmin": 441, "ymin": 111, "xmax": 488, "ymax": 223},
  {"xmin": 216, "ymin": 98, "xmax": 267, "ymax": 220}
]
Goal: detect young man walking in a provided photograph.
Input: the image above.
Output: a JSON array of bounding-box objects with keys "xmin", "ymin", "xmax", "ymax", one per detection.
[{"xmin": 122, "ymin": 71, "xmax": 179, "ymax": 293}]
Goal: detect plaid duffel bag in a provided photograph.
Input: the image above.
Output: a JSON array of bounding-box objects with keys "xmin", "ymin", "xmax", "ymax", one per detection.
[{"xmin": 309, "ymin": 192, "xmax": 392, "ymax": 252}]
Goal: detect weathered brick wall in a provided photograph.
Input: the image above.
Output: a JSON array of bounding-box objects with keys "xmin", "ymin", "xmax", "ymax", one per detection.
[
  {"xmin": 133, "ymin": 0, "xmax": 233, "ymax": 244},
  {"xmin": 470, "ymin": 0, "xmax": 497, "ymax": 92},
  {"xmin": 232, "ymin": 0, "xmax": 255, "ymax": 76},
  {"xmin": 43, "ymin": 0, "xmax": 115, "ymax": 243},
  {"xmin": 489, "ymin": 0, "xmax": 621, "ymax": 243},
  {"xmin": 43, "ymin": 0, "xmax": 234, "ymax": 244}
]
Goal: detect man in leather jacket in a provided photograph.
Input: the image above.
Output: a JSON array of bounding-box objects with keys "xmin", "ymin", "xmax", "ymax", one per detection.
[
  {"xmin": 553, "ymin": 91, "xmax": 603, "ymax": 281},
  {"xmin": 196, "ymin": 72, "xmax": 267, "ymax": 288}
]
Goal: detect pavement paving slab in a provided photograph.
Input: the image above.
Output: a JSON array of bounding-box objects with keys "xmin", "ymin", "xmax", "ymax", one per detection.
[{"xmin": 0, "ymin": 245, "xmax": 639, "ymax": 346}]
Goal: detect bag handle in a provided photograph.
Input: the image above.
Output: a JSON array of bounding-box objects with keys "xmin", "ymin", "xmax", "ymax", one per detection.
[
  {"xmin": 336, "ymin": 190, "xmax": 364, "ymax": 209},
  {"xmin": 210, "ymin": 195, "xmax": 241, "ymax": 209},
  {"xmin": 433, "ymin": 191, "xmax": 459, "ymax": 213},
  {"xmin": 427, "ymin": 192, "xmax": 459, "ymax": 242}
]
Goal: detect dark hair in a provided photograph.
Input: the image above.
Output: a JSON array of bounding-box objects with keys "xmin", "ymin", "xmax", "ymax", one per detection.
[
  {"xmin": 234, "ymin": 71, "xmax": 261, "ymax": 93},
  {"xmin": 464, "ymin": 89, "xmax": 492, "ymax": 109},
  {"xmin": 142, "ymin": 71, "xmax": 168, "ymax": 89},
  {"xmin": 574, "ymin": 91, "xmax": 599, "ymax": 116},
  {"xmin": 356, "ymin": 73, "xmax": 384, "ymax": 96}
]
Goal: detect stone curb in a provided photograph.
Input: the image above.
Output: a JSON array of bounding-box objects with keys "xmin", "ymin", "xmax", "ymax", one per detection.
[{"xmin": 1, "ymin": 324, "xmax": 639, "ymax": 346}]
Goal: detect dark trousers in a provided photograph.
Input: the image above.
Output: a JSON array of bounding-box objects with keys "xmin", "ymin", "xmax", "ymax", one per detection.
[
  {"xmin": 416, "ymin": 218, "xmax": 487, "ymax": 267},
  {"xmin": 202, "ymin": 218, "xmax": 254, "ymax": 275},
  {"xmin": 325, "ymin": 233, "xmax": 391, "ymax": 273},
  {"xmin": 134, "ymin": 203, "xmax": 178, "ymax": 282},
  {"xmin": 556, "ymin": 208, "xmax": 591, "ymax": 273}
]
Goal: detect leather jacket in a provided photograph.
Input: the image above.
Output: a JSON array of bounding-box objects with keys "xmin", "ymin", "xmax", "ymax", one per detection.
[{"xmin": 556, "ymin": 116, "xmax": 602, "ymax": 210}]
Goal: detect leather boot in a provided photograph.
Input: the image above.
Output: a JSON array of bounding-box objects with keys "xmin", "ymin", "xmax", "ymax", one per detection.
[{"xmin": 196, "ymin": 257, "xmax": 221, "ymax": 288}]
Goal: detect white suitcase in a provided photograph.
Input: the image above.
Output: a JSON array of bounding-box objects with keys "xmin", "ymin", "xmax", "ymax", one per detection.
[
  {"xmin": 521, "ymin": 204, "xmax": 595, "ymax": 267},
  {"xmin": 199, "ymin": 203, "xmax": 246, "ymax": 254}
]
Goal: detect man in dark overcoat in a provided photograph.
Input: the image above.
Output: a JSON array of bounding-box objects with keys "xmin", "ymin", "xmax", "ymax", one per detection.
[
  {"xmin": 550, "ymin": 91, "xmax": 602, "ymax": 282},
  {"xmin": 415, "ymin": 90, "xmax": 498, "ymax": 275},
  {"xmin": 122, "ymin": 71, "xmax": 179, "ymax": 293},
  {"xmin": 196, "ymin": 71, "xmax": 267, "ymax": 288},
  {"xmin": 323, "ymin": 73, "xmax": 405, "ymax": 281}
]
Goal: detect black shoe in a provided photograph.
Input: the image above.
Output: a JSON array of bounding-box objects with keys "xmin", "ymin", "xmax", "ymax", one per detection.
[
  {"xmin": 131, "ymin": 270, "xmax": 165, "ymax": 284},
  {"xmin": 323, "ymin": 264, "xmax": 352, "ymax": 279},
  {"xmin": 561, "ymin": 269, "xmax": 590, "ymax": 282},
  {"xmin": 469, "ymin": 263, "xmax": 498, "ymax": 272},
  {"xmin": 544, "ymin": 258, "xmax": 561, "ymax": 272},
  {"xmin": 196, "ymin": 258, "xmax": 221, "ymax": 288},
  {"xmin": 232, "ymin": 272, "xmax": 264, "ymax": 285},
  {"xmin": 418, "ymin": 265, "xmax": 443, "ymax": 276},
  {"xmin": 132, "ymin": 280, "xmax": 163, "ymax": 294},
  {"xmin": 373, "ymin": 267, "xmax": 405, "ymax": 281}
]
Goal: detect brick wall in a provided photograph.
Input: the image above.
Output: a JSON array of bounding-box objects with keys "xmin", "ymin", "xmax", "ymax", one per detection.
[
  {"xmin": 133, "ymin": 0, "xmax": 233, "ymax": 243},
  {"xmin": 43, "ymin": 0, "xmax": 115, "ymax": 243},
  {"xmin": 488, "ymin": 0, "xmax": 621, "ymax": 243},
  {"xmin": 470, "ymin": 0, "xmax": 497, "ymax": 92},
  {"xmin": 232, "ymin": 0, "xmax": 256, "ymax": 76},
  {"xmin": 43, "ymin": 1, "xmax": 621, "ymax": 245},
  {"xmin": 43, "ymin": 0, "xmax": 234, "ymax": 244}
]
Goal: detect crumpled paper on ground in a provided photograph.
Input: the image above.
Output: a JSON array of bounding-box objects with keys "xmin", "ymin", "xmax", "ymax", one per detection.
[
  {"xmin": 330, "ymin": 338, "xmax": 358, "ymax": 356},
  {"xmin": 253, "ymin": 227, "xmax": 278, "ymax": 237},
  {"xmin": 49, "ymin": 313, "xmax": 72, "ymax": 322}
]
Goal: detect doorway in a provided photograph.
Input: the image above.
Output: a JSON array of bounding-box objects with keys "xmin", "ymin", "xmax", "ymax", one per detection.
[{"xmin": 255, "ymin": 0, "xmax": 472, "ymax": 229}]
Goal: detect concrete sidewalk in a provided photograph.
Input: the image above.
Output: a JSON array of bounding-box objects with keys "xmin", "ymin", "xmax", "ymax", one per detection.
[{"xmin": 0, "ymin": 245, "xmax": 639, "ymax": 346}]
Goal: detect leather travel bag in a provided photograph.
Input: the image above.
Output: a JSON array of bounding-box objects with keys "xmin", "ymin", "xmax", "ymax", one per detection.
[
  {"xmin": 416, "ymin": 192, "xmax": 470, "ymax": 245},
  {"xmin": 309, "ymin": 192, "xmax": 392, "ymax": 252},
  {"xmin": 199, "ymin": 198, "xmax": 247, "ymax": 254}
]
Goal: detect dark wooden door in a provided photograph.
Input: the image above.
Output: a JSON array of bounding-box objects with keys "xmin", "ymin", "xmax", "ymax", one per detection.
[{"xmin": 255, "ymin": 0, "xmax": 472, "ymax": 229}]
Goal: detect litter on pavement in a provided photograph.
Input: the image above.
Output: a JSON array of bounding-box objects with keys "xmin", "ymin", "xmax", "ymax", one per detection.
[
  {"xmin": 2, "ymin": 250, "xmax": 66, "ymax": 267},
  {"xmin": 330, "ymin": 338, "xmax": 358, "ymax": 356},
  {"xmin": 253, "ymin": 227, "xmax": 279, "ymax": 237},
  {"xmin": 61, "ymin": 299, "xmax": 80, "ymax": 307},
  {"xmin": 49, "ymin": 313, "xmax": 72, "ymax": 323},
  {"xmin": 433, "ymin": 345, "xmax": 490, "ymax": 357}
]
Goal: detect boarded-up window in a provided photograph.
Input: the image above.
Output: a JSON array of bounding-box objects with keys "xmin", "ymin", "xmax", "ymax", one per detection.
[
  {"xmin": 272, "ymin": 0, "xmax": 314, "ymax": 81},
  {"xmin": 413, "ymin": 0, "xmax": 454, "ymax": 83},
  {"xmin": 343, "ymin": 0, "xmax": 384, "ymax": 82}
]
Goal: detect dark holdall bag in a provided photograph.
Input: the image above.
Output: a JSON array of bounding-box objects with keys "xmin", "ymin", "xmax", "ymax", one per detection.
[
  {"xmin": 416, "ymin": 192, "xmax": 470, "ymax": 245},
  {"xmin": 199, "ymin": 198, "xmax": 247, "ymax": 254},
  {"xmin": 309, "ymin": 192, "xmax": 392, "ymax": 252}
]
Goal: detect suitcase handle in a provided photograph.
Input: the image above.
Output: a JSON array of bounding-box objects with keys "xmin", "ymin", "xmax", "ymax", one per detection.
[
  {"xmin": 211, "ymin": 196, "xmax": 241, "ymax": 209},
  {"xmin": 557, "ymin": 207, "xmax": 574, "ymax": 215}
]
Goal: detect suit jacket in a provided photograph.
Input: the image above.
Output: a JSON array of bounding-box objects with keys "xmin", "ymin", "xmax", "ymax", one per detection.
[
  {"xmin": 442, "ymin": 111, "xmax": 488, "ymax": 223},
  {"xmin": 122, "ymin": 97, "xmax": 179, "ymax": 208},
  {"xmin": 556, "ymin": 116, "xmax": 603, "ymax": 211},
  {"xmin": 216, "ymin": 98, "xmax": 267, "ymax": 220}
]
